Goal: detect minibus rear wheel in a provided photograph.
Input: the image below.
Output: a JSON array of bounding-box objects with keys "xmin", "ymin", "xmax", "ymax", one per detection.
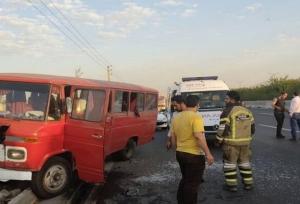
[
  {"xmin": 31, "ymin": 156, "xmax": 72, "ymax": 199},
  {"xmin": 120, "ymin": 139, "xmax": 136, "ymax": 160}
]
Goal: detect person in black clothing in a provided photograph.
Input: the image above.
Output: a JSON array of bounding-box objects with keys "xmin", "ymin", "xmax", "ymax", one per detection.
[{"xmin": 272, "ymin": 91, "xmax": 288, "ymax": 138}]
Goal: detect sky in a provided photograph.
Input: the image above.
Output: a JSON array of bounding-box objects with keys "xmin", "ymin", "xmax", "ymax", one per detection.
[{"xmin": 0, "ymin": 0, "xmax": 300, "ymax": 95}]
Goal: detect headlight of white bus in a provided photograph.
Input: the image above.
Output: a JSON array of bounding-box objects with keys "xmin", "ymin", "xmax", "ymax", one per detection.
[{"xmin": 6, "ymin": 147, "xmax": 27, "ymax": 162}]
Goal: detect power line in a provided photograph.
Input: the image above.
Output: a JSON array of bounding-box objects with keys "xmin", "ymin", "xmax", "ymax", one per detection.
[
  {"xmin": 38, "ymin": 0, "xmax": 109, "ymax": 68},
  {"xmin": 27, "ymin": 0, "xmax": 122, "ymax": 81},
  {"xmin": 46, "ymin": 0, "xmax": 111, "ymax": 66},
  {"xmin": 26, "ymin": 0, "xmax": 107, "ymax": 71}
]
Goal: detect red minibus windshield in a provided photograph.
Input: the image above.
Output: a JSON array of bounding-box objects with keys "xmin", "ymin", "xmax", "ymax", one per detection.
[{"xmin": 0, "ymin": 81, "xmax": 50, "ymax": 121}]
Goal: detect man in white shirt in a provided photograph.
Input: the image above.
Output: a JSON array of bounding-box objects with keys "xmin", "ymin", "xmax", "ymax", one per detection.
[{"xmin": 289, "ymin": 91, "xmax": 300, "ymax": 141}]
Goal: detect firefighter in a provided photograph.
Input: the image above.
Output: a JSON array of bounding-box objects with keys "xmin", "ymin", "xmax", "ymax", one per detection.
[{"xmin": 216, "ymin": 91, "xmax": 255, "ymax": 192}]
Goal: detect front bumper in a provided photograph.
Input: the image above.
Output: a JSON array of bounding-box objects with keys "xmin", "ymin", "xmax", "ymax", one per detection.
[
  {"xmin": 204, "ymin": 132, "xmax": 217, "ymax": 141},
  {"xmin": 204, "ymin": 126, "xmax": 218, "ymax": 141},
  {"xmin": 157, "ymin": 121, "xmax": 168, "ymax": 128},
  {"xmin": 0, "ymin": 168, "xmax": 32, "ymax": 182}
]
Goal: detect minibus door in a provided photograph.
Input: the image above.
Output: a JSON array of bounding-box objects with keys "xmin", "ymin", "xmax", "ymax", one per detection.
[{"xmin": 64, "ymin": 88, "xmax": 106, "ymax": 183}]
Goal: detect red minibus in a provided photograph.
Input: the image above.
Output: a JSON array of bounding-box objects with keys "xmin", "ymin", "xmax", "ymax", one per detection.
[{"xmin": 0, "ymin": 73, "xmax": 158, "ymax": 198}]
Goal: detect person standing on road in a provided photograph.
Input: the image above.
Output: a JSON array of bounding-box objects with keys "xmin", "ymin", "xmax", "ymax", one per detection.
[
  {"xmin": 272, "ymin": 91, "xmax": 289, "ymax": 139},
  {"xmin": 166, "ymin": 95, "xmax": 186, "ymax": 150},
  {"xmin": 171, "ymin": 95, "xmax": 214, "ymax": 204},
  {"xmin": 216, "ymin": 91, "xmax": 255, "ymax": 192},
  {"xmin": 289, "ymin": 91, "xmax": 300, "ymax": 141}
]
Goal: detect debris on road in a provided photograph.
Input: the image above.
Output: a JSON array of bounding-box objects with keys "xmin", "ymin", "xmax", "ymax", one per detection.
[{"xmin": 8, "ymin": 189, "xmax": 37, "ymax": 204}]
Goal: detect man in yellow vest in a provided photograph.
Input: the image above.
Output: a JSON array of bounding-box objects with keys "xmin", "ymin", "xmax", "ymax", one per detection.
[{"xmin": 216, "ymin": 91, "xmax": 255, "ymax": 192}]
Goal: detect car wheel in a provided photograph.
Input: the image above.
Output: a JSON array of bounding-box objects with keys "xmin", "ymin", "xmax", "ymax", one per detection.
[{"xmin": 31, "ymin": 157, "xmax": 72, "ymax": 199}]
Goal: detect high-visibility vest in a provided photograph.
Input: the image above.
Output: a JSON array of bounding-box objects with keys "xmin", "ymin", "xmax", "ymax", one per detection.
[{"xmin": 219, "ymin": 106, "xmax": 254, "ymax": 146}]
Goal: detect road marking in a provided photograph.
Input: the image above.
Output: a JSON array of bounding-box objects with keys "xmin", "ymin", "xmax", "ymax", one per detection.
[{"xmin": 259, "ymin": 124, "xmax": 300, "ymax": 133}]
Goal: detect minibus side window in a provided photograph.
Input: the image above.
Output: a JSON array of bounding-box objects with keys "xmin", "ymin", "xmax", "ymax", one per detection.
[
  {"xmin": 130, "ymin": 92, "xmax": 144, "ymax": 112},
  {"xmin": 113, "ymin": 91, "xmax": 129, "ymax": 113},
  {"xmin": 145, "ymin": 94, "xmax": 157, "ymax": 111},
  {"xmin": 72, "ymin": 89, "xmax": 105, "ymax": 122},
  {"xmin": 137, "ymin": 93, "xmax": 144, "ymax": 112}
]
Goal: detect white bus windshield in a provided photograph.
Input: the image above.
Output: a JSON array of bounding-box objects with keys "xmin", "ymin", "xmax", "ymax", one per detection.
[
  {"xmin": 0, "ymin": 81, "xmax": 50, "ymax": 120},
  {"xmin": 182, "ymin": 91, "xmax": 227, "ymax": 109}
]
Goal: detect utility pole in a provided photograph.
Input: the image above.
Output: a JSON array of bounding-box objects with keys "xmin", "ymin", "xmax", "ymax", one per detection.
[
  {"xmin": 75, "ymin": 67, "xmax": 83, "ymax": 78},
  {"xmin": 107, "ymin": 65, "xmax": 112, "ymax": 81}
]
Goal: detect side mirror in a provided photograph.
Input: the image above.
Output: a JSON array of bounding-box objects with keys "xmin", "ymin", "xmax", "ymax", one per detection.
[{"xmin": 66, "ymin": 97, "xmax": 72, "ymax": 114}]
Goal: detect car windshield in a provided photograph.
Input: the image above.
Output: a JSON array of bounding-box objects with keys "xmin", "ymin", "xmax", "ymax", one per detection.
[
  {"xmin": 182, "ymin": 91, "xmax": 227, "ymax": 109},
  {"xmin": 0, "ymin": 81, "xmax": 50, "ymax": 121}
]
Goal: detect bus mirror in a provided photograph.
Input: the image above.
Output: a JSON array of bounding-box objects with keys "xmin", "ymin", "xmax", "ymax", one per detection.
[{"xmin": 66, "ymin": 97, "xmax": 72, "ymax": 114}]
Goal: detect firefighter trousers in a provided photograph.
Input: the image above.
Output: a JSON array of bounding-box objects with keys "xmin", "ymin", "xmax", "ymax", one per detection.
[{"xmin": 222, "ymin": 144, "xmax": 253, "ymax": 187}]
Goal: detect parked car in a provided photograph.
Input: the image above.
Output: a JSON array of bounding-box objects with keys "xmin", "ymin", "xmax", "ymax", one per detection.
[{"xmin": 156, "ymin": 110, "xmax": 170, "ymax": 129}]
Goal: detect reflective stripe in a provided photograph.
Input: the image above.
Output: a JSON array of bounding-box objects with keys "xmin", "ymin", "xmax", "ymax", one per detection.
[
  {"xmin": 225, "ymin": 171, "xmax": 237, "ymax": 176},
  {"xmin": 243, "ymin": 178, "xmax": 253, "ymax": 181},
  {"xmin": 216, "ymin": 136, "xmax": 223, "ymax": 141},
  {"xmin": 220, "ymin": 118, "xmax": 230, "ymax": 123},
  {"xmin": 225, "ymin": 179, "xmax": 238, "ymax": 183},
  {"xmin": 232, "ymin": 116, "xmax": 236, "ymax": 139},
  {"xmin": 224, "ymin": 138, "xmax": 252, "ymax": 142},
  {"xmin": 239, "ymin": 162, "xmax": 251, "ymax": 168},
  {"xmin": 218, "ymin": 124, "xmax": 225, "ymax": 130},
  {"xmin": 240, "ymin": 170, "xmax": 252, "ymax": 174},
  {"xmin": 232, "ymin": 110, "xmax": 253, "ymax": 119},
  {"xmin": 224, "ymin": 163, "xmax": 237, "ymax": 169}
]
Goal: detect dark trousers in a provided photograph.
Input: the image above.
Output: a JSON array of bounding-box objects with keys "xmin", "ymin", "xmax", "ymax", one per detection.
[
  {"xmin": 274, "ymin": 111, "xmax": 285, "ymax": 137},
  {"xmin": 176, "ymin": 151, "xmax": 205, "ymax": 204},
  {"xmin": 290, "ymin": 113, "xmax": 300, "ymax": 139}
]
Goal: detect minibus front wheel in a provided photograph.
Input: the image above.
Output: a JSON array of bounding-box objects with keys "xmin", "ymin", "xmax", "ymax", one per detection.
[{"xmin": 31, "ymin": 156, "xmax": 72, "ymax": 199}]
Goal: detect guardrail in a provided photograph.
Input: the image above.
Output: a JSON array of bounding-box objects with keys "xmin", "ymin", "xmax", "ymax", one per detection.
[{"xmin": 244, "ymin": 100, "xmax": 291, "ymax": 109}]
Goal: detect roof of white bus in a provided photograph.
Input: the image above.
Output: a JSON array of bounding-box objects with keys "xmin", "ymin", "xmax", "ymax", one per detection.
[{"xmin": 180, "ymin": 80, "xmax": 230, "ymax": 92}]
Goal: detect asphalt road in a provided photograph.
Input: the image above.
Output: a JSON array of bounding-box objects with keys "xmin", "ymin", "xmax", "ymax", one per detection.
[
  {"xmin": 87, "ymin": 108, "xmax": 300, "ymax": 204},
  {"xmin": 1, "ymin": 108, "xmax": 300, "ymax": 204}
]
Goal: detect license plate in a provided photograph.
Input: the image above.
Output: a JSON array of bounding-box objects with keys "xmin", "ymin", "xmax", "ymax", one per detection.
[{"xmin": 0, "ymin": 144, "xmax": 4, "ymax": 161}]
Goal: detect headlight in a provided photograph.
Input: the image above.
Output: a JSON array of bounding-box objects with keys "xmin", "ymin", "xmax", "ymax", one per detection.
[
  {"xmin": 6, "ymin": 147, "xmax": 27, "ymax": 162},
  {"xmin": 7, "ymin": 149, "xmax": 25, "ymax": 160}
]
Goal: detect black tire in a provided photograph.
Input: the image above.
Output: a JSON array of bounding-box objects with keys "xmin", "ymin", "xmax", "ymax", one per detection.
[
  {"xmin": 31, "ymin": 157, "xmax": 72, "ymax": 199},
  {"xmin": 120, "ymin": 139, "xmax": 136, "ymax": 160}
]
